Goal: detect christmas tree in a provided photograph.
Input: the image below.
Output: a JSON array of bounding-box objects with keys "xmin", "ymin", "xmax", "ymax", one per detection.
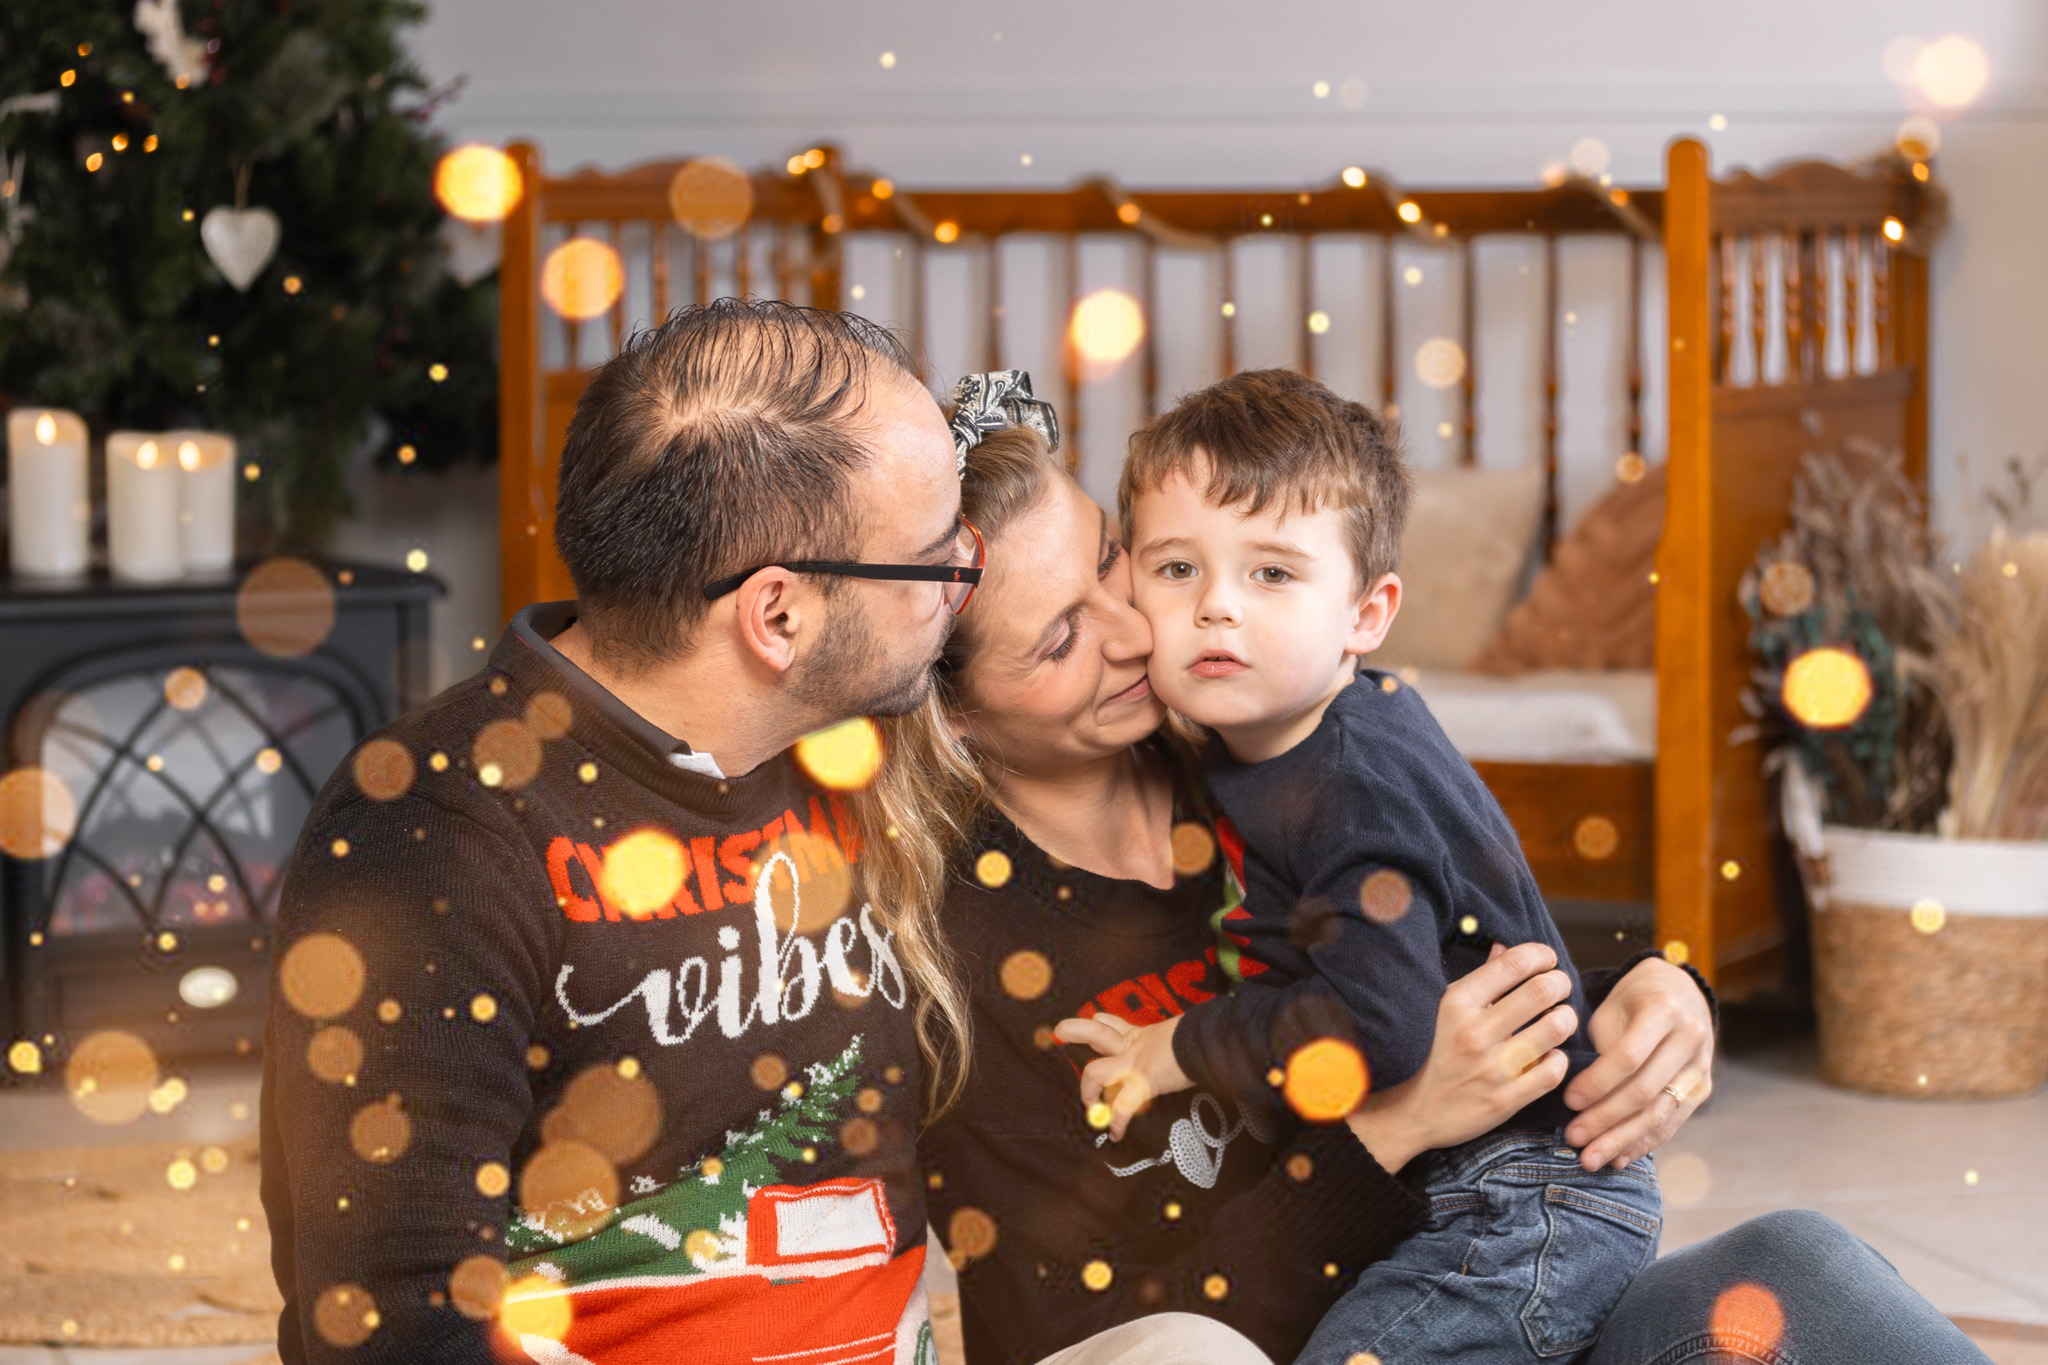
[{"xmin": 0, "ymin": 0, "xmax": 495, "ymax": 546}]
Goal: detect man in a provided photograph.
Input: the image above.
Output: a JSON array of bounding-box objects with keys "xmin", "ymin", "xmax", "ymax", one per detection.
[{"xmin": 263, "ymin": 301, "xmax": 978, "ymax": 1363}]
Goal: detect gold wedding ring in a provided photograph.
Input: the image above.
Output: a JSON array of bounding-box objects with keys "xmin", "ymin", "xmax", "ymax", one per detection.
[{"xmin": 1661, "ymin": 1081, "xmax": 1689, "ymax": 1103}]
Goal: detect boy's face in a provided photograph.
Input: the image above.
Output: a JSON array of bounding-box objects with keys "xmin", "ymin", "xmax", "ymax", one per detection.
[{"xmin": 1129, "ymin": 467, "xmax": 1399, "ymax": 753}]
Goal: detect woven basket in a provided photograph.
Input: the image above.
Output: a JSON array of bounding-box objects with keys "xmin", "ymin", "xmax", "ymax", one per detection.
[{"xmin": 1801, "ymin": 827, "xmax": 2048, "ymax": 1099}]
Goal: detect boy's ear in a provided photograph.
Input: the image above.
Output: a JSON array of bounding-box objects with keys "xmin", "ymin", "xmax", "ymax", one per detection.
[{"xmin": 1344, "ymin": 572, "xmax": 1402, "ymax": 658}]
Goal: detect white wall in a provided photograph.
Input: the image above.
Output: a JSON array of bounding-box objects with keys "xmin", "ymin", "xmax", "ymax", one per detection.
[{"xmin": 375, "ymin": 0, "xmax": 2048, "ymax": 643}]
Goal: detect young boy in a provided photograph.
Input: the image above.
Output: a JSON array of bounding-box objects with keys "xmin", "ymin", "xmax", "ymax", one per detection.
[{"xmin": 1068, "ymin": 369, "xmax": 1662, "ymax": 1365}]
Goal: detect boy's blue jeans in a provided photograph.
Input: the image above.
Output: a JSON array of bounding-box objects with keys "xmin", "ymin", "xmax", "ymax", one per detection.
[{"xmin": 1296, "ymin": 1129, "xmax": 1662, "ymax": 1365}]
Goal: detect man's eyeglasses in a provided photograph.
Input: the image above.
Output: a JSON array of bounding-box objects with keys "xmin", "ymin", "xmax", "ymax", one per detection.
[{"xmin": 701, "ymin": 518, "xmax": 985, "ymax": 615}]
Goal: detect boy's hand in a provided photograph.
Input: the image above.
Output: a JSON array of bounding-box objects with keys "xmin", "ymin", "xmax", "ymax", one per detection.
[{"xmin": 1053, "ymin": 1014, "xmax": 1194, "ymax": 1141}]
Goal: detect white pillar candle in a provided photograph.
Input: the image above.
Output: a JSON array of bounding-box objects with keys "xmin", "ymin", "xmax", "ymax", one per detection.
[
  {"xmin": 168, "ymin": 430, "xmax": 236, "ymax": 574},
  {"xmin": 106, "ymin": 431, "xmax": 184, "ymax": 582},
  {"xmin": 6, "ymin": 407, "xmax": 91, "ymax": 578}
]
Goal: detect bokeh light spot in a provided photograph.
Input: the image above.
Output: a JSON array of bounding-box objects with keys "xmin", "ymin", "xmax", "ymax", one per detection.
[
  {"xmin": 975, "ymin": 849, "xmax": 1014, "ymax": 889},
  {"xmin": 434, "ymin": 144, "xmax": 523, "ymax": 223},
  {"xmin": 256, "ymin": 747, "xmax": 283, "ymax": 775},
  {"xmin": 1358, "ymin": 869, "xmax": 1413, "ymax": 924},
  {"xmin": 1663, "ymin": 939, "xmax": 1690, "ymax": 966},
  {"xmin": 475, "ymin": 1161, "xmax": 510, "ymax": 1197},
  {"xmin": 0, "ymin": 767, "xmax": 78, "ymax": 860},
  {"xmin": 149, "ymin": 1076, "xmax": 188, "ymax": 1114},
  {"xmin": 470, "ymin": 993, "xmax": 499, "ymax": 1023},
  {"xmin": 1286, "ymin": 1153, "xmax": 1314, "ymax": 1182},
  {"xmin": 519, "ymin": 1140, "xmax": 619, "ymax": 1241},
  {"xmin": 1569, "ymin": 137, "xmax": 1611, "ymax": 176},
  {"xmin": 164, "ymin": 667, "xmax": 209, "ymax": 712},
  {"xmin": 950, "ymin": 1211, "xmax": 999, "ymax": 1268},
  {"xmin": 1081, "ymin": 1260, "xmax": 1114, "ymax": 1291},
  {"xmin": 1086, "ymin": 1101, "xmax": 1114, "ymax": 1131},
  {"xmin": 178, "ymin": 965, "xmax": 238, "ymax": 1009},
  {"xmin": 353, "ymin": 738, "xmax": 416, "ymax": 801},
  {"xmin": 541, "ymin": 238, "xmax": 625, "ymax": 321},
  {"xmin": 166, "ymin": 1157, "xmax": 198, "ymax": 1190},
  {"xmin": 448, "ymin": 1254, "xmax": 506, "ymax": 1320},
  {"xmin": 540, "ymin": 1062, "xmax": 662, "ymax": 1165},
  {"xmin": 474, "ymin": 717, "xmax": 543, "ymax": 790},
  {"xmin": 307, "ymin": 1025, "xmax": 365, "ymax": 1083},
  {"xmin": 279, "ymin": 933, "xmax": 366, "ymax": 1019},
  {"xmin": 1895, "ymin": 114, "xmax": 1941, "ymax": 161},
  {"xmin": 1415, "ymin": 337, "xmax": 1467, "ymax": 389},
  {"xmin": 999, "ymin": 949, "xmax": 1054, "ymax": 1000},
  {"xmin": 1615, "ymin": 452, "xmax": 1647, "ymax": 484},
  {"xmin": 500, "ymin": 1275, "xmax": 572, "ymax": 1343},
  {"xmin": 350, "ymin": 1096, "xmax": 412, "ymax": 1163},
  {"xmin": 8, "ymin": 1040, "xmax": 42, "ymax": 1075},
  {"xmin": 841, "ymin": 1116, "xmax": 879, "ymax": 1156},
  {"xmin": 1782, "ymin": 646, "xmax": 1872, "ymax": 729},
  {"xmin": 1170, "ymin": 821, "xmax": 1216, "ymax": 876},
  {"xmin": 597, "ymin": 828, "xmax": 686, "ymax": 919},
  {"xmin": 751, "ymin": 1054, "xmax": 789, "ymax": 1091},
  {"xmin": 1915, "ymin": 35, "xmax": 1989, "ymax": 109},
  {"xmin": 313, "ymin": 1283, "xmax": 380, "ymax": 1348},
  {"xmin": 1203, "ymin": 1273, "xmax": 1230, "ymax": 1301},
  {"xmin": 1909, "ymin": 898, "xmax": 1946, "ymax": 935},
  {"xmin": 668, "ymin": 157, "xmax": 754, "ymax": 240},
  {"xmin": 1759, "ymin": 561, "xmax": 1816, "ymax": 616},
  {"xmin": 1070, "ymin": 289, "xmax": 1146, "ymax": 367},
  {"xmin": 525, "ymin": 691, "xmax": 573, "ymax": 740},
  {"xmin": 1709, "ymin": 1283, "xmax": 1785, "ymax": 1353},
  {"xmin": 237, "ymin": 558, "xmax": 336, "ymax": 657},
  {"xmin": 1572, "ymin": 816, "xmax": 1619, "ymax": 862},
  {"xmin": 1283, "ymin": 1038, "xmax": 1369, "ymax": 1122},
  {"xmin": 794, "ymin": 716, "xmax": 885, "ymax": 790}
]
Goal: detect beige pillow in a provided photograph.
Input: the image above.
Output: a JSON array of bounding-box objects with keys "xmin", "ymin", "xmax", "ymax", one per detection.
[{"xmin": 1374, "ymin": 464, "xmax": 1547, "ymax": 671}]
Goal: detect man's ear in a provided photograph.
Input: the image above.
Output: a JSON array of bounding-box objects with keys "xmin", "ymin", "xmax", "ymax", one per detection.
[
  {"xmin": 730, "ymin": 568, "xmax": 811, "ymax": 674},
  {"xmin": 1344, "ymin": 572, "xmax": 1402, "ymax": 658}
]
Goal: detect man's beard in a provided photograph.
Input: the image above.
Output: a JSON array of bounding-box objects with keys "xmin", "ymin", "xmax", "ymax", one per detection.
[{"xmin": 790, "ymin": 594, "xmax": 949, "ymax": 721}]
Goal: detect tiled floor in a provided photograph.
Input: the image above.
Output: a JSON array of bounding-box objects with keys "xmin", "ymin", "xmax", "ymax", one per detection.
[
  {"xmin": 1659, "ymin": 1028, "xmax": 2048, "ymax": 1328},
  {"xmin": 2, "ymin": 1033, "xmax": 2043, "ymax": 1362}
]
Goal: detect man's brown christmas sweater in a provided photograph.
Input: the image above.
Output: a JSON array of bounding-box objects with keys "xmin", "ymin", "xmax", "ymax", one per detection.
[{"xmin": 262, "ymin": 603, "xmax": 933, "ymax": 1365}]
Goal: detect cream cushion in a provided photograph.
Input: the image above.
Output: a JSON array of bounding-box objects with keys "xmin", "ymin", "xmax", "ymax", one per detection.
[{"xmin": 1374, "ymin": 464, "xmax": 1547, "ymax": 670}]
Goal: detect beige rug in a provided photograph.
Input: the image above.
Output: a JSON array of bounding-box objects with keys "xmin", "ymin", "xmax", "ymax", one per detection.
[{"xmin": 0, "ymin": 1134, "xmax": 281, "ymax": 1347}]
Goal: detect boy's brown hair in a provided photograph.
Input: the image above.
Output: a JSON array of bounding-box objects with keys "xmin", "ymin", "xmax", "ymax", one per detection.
[{"xmin": 1119, "ymin": 368, "xmax": 1412, "ymax": 592}]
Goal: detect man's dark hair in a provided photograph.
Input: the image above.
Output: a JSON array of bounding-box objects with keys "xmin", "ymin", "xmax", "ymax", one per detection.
[
  {"xmin": 1120, "ymin": 368, "xmax": 1413, "ymax": 590},
  {"xmin": 553, "ymin": 299, "xmax": 922, "ymax": 668}
]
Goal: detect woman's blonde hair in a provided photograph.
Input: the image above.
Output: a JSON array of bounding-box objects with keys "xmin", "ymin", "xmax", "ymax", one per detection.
[{"xmin": 841, "ymin": 422, "xmax": 1070, "ymax": 1115}]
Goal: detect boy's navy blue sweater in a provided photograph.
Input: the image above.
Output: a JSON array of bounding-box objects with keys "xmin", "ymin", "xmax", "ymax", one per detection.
[{"xmin": 1171, "ymin": 671, "xmax": 1597, "ymax": 1132}]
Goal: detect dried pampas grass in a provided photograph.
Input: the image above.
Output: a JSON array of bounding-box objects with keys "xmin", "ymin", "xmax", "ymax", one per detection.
[
  {"xmin": 1911, "ymin": 529, "xmax": 2048, "ymax": 840},
  {"xmin": 1741, "ymin": 441, "xmax": 1950, "ymax": 831}
]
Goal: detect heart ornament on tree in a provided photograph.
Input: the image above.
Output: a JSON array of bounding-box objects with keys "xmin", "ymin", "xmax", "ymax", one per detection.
[{"xmin": 200, "ymin": 206, "xmax": 280, "ymax": 292}]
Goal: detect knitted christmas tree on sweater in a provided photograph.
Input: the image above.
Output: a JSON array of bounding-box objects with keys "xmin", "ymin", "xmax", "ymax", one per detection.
[{"xmin": 505, "ymin": 1038, "xmax": 936, "ymax": 1365}]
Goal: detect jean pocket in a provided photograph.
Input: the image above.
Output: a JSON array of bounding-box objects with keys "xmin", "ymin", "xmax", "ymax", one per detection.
[{"xmin": 1520, "ymin": 1185, "xmax": 1662, "ymax": 1358}]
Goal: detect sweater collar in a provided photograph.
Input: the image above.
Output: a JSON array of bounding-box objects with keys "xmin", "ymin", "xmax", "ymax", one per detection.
[{"xmin": 489, "ymin": 603, "xmax": 770, "ymax": 810}]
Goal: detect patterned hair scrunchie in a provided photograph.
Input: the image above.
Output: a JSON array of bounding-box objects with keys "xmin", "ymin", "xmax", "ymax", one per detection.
[{"xmin": 948, "ymin": 370, "xmax": 1061, "ymax": 474}]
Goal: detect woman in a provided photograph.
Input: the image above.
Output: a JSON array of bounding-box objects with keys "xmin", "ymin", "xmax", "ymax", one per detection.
[{"xmin": 886, "ymin": 395, "xmax": 1985, "ymax": 1365}]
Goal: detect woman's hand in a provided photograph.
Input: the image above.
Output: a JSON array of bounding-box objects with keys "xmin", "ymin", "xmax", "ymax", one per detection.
[
  {"xmin": 1562, "ymin": 956, "xmax": 1715, "ymax": 1172},
  {"xmin": 1345, "ymin": 942, "xmax": 1578, "ymax": 1174}
]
